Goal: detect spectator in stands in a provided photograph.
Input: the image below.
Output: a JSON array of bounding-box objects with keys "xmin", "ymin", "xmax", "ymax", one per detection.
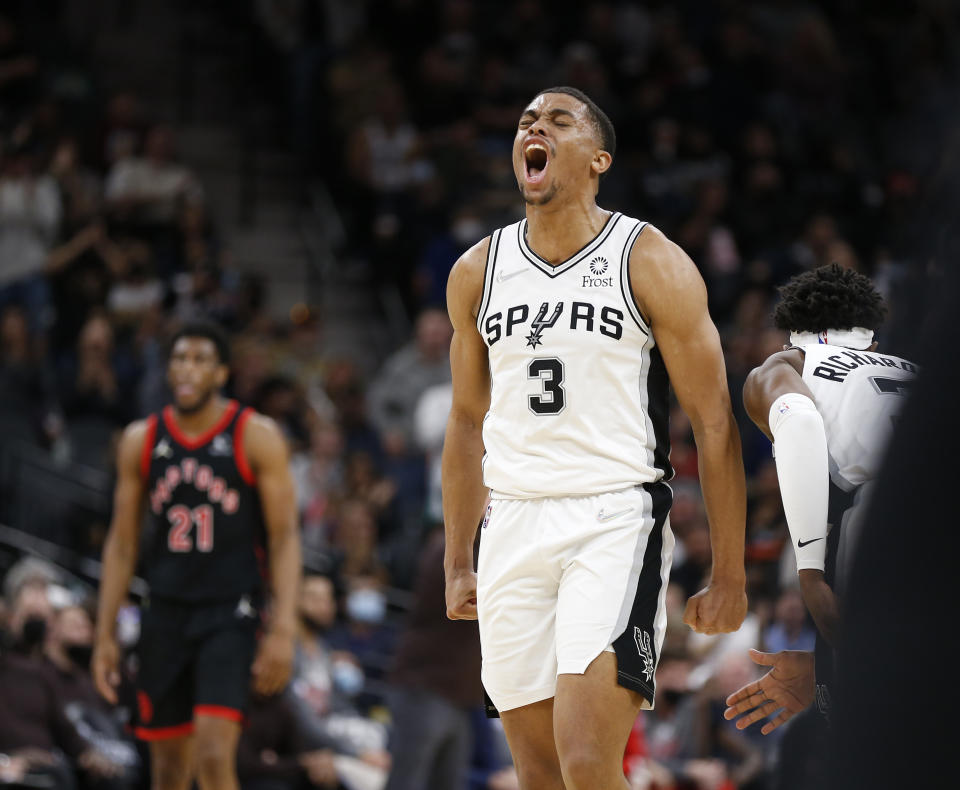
[
  {"xmin": 385, "ymin": 531, "xmax": 482, "ymax": 790},
  {"xmin": 43, "ymin": 603, "xmax": 139, "ymax": 789},
  {"xmin": 0, "ymin": 304, "xmax": 56, "ymax": 450},
  {"xmin": 762, "ymin": 588, "xmax": 816, "ymax": 654},
  {"xmin": 367, "ymin": 307, "xmax": 452, "ymax": 455},
  {"xmin": 0, "ymin": 131, "xmax": 62, "ymax": 329},
  {"xmin": 57, "ymin": 314, "xmax": 135, "ymax": 468},
  {"xmin": 7, "ymin": 578, "xmax": 53, "ymax": 657},
  {"xmin": 291, "ymin": 419, "xmax": 345, "ymax": 554},
  {"xmin": 104, "ymin": 123, "xmax": 203, "ymax": 229}
]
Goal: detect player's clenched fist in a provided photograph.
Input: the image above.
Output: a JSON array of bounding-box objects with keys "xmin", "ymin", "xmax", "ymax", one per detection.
[
  {"xmin": 683, "ymin": 578, "xmax": 747, "ymax": 634},
  {"xmin": 445, "ymin": 568, "xmax": 478, "ymax": 620}
]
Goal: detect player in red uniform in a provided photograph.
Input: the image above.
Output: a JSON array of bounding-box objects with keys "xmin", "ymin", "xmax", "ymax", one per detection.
[{"xmin": 92, "ymin": 322, "xmax": 301, "ymax": 790}]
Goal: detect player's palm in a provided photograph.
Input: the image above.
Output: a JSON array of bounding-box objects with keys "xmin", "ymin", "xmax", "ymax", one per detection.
[
  {"xmin": 445, "ymin": 569, "xmax": 478, "ymax": 620},
  {"xmin": 723, "ymin": 649, "xmax": 815, "ymax": 735}
]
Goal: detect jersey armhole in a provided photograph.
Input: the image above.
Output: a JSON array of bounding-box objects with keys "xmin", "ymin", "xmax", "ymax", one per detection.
[
  {"xmin": 620, "ymin": 221, "xmax": 652, "ymax": 335},
  {"xmin": 233, "ymin": 408, "xmax": 256, "ymax": 486},
  {"xmin": 476, "ymin": 228, "xmax": 502, "ymax": 334},
  {"xmin": 140, "ymin": 415, "xmax": 158, "ymax": 481}
]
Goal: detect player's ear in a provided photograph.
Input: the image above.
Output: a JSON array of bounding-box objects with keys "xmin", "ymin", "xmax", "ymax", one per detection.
[
  {"xmin": 592, "ymin": 150, "xmax": 612, "ymax": 177},
  {"xmin": 215, "ymin": 364, "xmax": 229, "ymax": 388},
  {"xmin": 868, "ymin": 341, "xmax": 879, "ymax": 352}
]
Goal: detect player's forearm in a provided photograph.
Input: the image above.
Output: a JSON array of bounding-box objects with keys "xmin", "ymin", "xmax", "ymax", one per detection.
[
  {"xmin": 441, "ymin": 412, "xmax": 487, "ymax": 571},
  {"xmin": 798, "ymin": 569, "xmax": 840, "ymax": 645},
  {"xmin": 693, "ymin": 414, "xmax": 747, "ymax": 580},
  {"xmin": 267, "ymin": 523, "xmax": 302, "ymax": 634},
  {"xmin": 95, "ymin": 529, "xmax": 138, "ymax": 643}
]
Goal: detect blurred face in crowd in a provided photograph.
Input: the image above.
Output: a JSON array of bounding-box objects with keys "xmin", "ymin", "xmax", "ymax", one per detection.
[
  {"xmin": 9, "ymin": 583, "xmax": 53, "ymax": 649},
  {"xmin": 167, "ymin": 336, "xmax": 228, "ymax": 414},
  {"xmin": 414, "ymin": 309, "xmax": 452, "ymax": 361},
  {"xmin": 78, "ymin": 315, "xmax": 114, "ymax": 360},
  {"xmin": 299, "ymin": 575, "xmax": 337, "ymax": 633},
  {"xmin": 513, "ymin": 92, "xmax": 611, "ymax": 206},
  {"xmin": 775, "ymin": 588, "xmax": 808, "ymax": 632},
  {"xmin": 51, "ymin": 606, "xmax": 94, "ymax": 668}
]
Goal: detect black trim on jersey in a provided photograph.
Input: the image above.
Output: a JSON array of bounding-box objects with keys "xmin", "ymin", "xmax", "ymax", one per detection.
[
  {"xmin": 619, "ymin": 221, "xmax": 650, "ymax": 335},
  {"xmin": 612, "ymin": 481, "xmax": 673, "ymax": 704},
  {"xmin": 645, "ymin": 347, "xmax": 674, "ymax": 481},
  {"xmin": 518, "ymin": 212, "xmax": 622, "ymax": 278},
  {"xmin": 476, "ymin": 229, "xmax": 502, "ymax": 334}
]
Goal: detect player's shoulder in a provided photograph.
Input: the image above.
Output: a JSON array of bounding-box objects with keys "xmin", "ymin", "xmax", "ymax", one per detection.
[
  {"xmin": 239, "ymin": 410, "xmax": 285, "ymax": 446},
  {"xmin": 628, "ymin": 222, "xmax": 700, "ymax": 290},
  {"xmin": 118, "ymin": 417, "xmax": 153, "ymax": 451},
  {"xmin": 754, "ymin": 348, "xmax": 806, "ymax": 377},
  {"xmin": 447, "ymin": 235, "xmax": 493, "ymax": 320}
]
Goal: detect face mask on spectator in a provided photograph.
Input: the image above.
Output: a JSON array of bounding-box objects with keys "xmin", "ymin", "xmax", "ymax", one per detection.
[
  {"xmin": 346, "ymin": 589, "xmax": 386, "ymax": 625},
  {"xmin": 20, "ymin": 616, "xmax": 47, "ymax": 649},
  {"xmin": 332, "ymin": 659, "xmax": 364, "ymax": 697},
  {"xmin": 65, "ymin": 642, "xmax": 94, "ymax": 669}
]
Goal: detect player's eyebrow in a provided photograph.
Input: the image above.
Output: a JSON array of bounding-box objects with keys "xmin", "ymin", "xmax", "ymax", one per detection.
[{"xmin": 520, "ymin": 107, "xmax": 577, "ymax": 122}]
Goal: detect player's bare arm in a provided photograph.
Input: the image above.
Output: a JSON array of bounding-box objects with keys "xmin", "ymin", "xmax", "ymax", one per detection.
[
  {"xmin": 442, "ymin": 237, "xmax": 492, "ymax": 621},
  {"xmin": 245, "ymin": 414, "xmax": 302, "ymax": 694},
  {"xmin": 743, "ymin": 351, "xmax": 839, "ymax": 643},
  {"xmin": 93, "ymin": 420, "xmax": 149, "ymax": 704},
  {"xmin": 631, "ymin": 226, "xmax": 747, "ymax": 634}
]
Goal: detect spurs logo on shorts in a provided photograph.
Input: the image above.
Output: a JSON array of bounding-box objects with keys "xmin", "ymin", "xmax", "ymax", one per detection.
[{"xmin": 634, "ymin": 627, "xmax": 655, "ymax": 683}]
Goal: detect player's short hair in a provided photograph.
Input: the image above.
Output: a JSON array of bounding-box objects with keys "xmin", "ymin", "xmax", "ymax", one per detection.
[
  {"xmin": 168, "ymin": 320, "xmax": 231, "ymax": 364},
  {"xmin": 532, "ymin": 86, "xmax": 616, "ymax": 160},
  {"xmin": 773, "ymin": 263, "xmax": 887, "ymax": 333}
]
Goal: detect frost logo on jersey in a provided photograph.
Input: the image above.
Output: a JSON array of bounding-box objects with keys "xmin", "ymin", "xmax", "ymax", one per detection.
[
  {"xmin": 210, "ymin": 434, "xmax": 233, "ymax": 456},
  {"xmin": 634, "ymin": 627, "xmax": 655, "ymax": 682},
  {"xmin": 582, "ymin": 257, "xmax": 614, "ymax": 288},
  {"xmin": 525, "ymin": 301, "xmax": 564, "ymax": 349},
  {"xmin": 589, "ymin": 256, "xmax": 608, "ymax": 275},
  {"xmin": 153, "ymin": 437, "xmax": 173, "ymax": 460}
]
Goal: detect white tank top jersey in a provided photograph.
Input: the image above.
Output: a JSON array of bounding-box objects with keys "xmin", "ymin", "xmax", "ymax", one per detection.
[
  {"xmin": 477, "ymin": 212, "xmax": 673, "ymax": 499},
  {"xmin": 799, "ymin": 342, "xmax": 918, "ymax": 491}
]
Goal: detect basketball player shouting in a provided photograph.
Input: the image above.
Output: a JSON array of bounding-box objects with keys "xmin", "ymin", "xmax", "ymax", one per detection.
[
  {"xmin": 442, "ymin": 87, "xmax": 748, "ymax": 790},
  {"xmin": 725, "ymin": 264, "xmax": 916, "ymax": 734},
  {"xmin": 92, "ymin": 322, "xmax": 301, "ymax": 790}
]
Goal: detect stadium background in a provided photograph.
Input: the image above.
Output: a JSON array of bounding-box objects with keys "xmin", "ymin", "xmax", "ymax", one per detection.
[{"xmin": 0, "ymin": 1, "xmax": 956, "ymax": 789}]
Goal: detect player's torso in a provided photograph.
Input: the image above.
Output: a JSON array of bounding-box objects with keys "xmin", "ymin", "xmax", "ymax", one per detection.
[
  {"xmin": 478, "ymin": 213, "xmax": 672, "ymax": 498},
  {"xmin": 800, "ymin": 344, "xmax": 917, "ymax": 491},
  {"xmin": 142, "ymin": 400, "xmax": 266, "ymax": 602}
]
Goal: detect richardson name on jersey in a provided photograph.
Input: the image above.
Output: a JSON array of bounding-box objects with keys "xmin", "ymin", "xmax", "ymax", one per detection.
[
  {"xmin": 149, "ymin": 458, "xmax": 241, "ymax": 515},
  {"xmin": 484, "ymin": 300, "xmax": 625, "ymax": 346},
  {"xmin": 812, "ymin": 348, "xmax": 918, "ymax": 383}
]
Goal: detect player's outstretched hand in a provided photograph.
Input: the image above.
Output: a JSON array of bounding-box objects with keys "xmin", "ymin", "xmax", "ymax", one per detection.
[
  {"xmin": 252, "ymin": 628, "xmax": 295, "ymax": 696},
  {"xmin": 682, "ymin": 578, "xmax": 747, "ymax": 635},
  {"xmin": 92, "ymin": 635, "xmax": 121, "ymax": 704},
  {"xmin": 723, "ymin": 649, "xmax": 815, "ymax": 735},
  {"xmin": 445, "ymin": 568, "xmax": 478, "ymax": 620}
]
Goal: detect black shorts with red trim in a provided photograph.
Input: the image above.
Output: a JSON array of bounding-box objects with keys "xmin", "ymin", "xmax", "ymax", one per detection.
[{"xmin": 134, "ymin": 595, "xmax": 260, "ymax": 740}]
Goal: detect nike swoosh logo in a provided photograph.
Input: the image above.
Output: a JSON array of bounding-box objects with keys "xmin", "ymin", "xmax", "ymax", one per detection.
[
  {"xmin": 798, "ymin": 537, "xmax": 824, "ymax": 548},
  {"xmin": 597, "ymin": 507, "xmax": 633, "ymax": 522},
  {"xmin": 497, "ymin": 268, "xmax": 527, "ymax": 282}
]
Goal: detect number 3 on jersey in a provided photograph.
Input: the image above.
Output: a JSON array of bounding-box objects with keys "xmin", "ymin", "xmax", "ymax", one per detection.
[
  {"xmin": 167, "ymin": 504, "xmax": 215, "ymax": 552},
  {"xmin": 528, "ymin": 357, "xmax": 566, "ymax": 415}
]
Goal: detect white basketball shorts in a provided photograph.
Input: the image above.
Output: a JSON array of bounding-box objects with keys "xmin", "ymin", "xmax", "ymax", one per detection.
[{"xmin": 477, "ymin": 481, "xmax": 674, "ymax": 714}]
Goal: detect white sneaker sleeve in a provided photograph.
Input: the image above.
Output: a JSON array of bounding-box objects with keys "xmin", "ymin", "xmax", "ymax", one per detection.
[{"xmin": 769, "ymin": 393, "xmax": 829, "ymax": 572}]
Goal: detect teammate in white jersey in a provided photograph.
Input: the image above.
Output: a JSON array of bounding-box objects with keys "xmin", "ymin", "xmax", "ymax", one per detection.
[
  {"xmin": 442, "ymin": 86, "xmax": 747, "ymax": 790},
  {"xmin": 725, "ymin": 263, "xmax": 916, "ymax": 734}
]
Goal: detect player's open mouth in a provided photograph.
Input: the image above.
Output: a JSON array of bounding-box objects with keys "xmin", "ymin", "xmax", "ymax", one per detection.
[{"xmin": 524, "ymin": 141, "xmax": 549, "ymax": 185}]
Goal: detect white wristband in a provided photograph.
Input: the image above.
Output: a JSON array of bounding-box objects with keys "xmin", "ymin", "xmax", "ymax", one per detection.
[{"xmin": 769, "ymin": 393, "xmax": 829, "ymax": 572}]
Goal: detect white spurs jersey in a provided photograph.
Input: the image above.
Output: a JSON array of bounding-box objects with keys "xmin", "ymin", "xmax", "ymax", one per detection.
[
  {"xmin": 799, "ymin": 343, "xmax": 918, "ymax": 491},
  {"xmin": 477, "ymin": 212, "xmax": 672, "ymax": 499}
]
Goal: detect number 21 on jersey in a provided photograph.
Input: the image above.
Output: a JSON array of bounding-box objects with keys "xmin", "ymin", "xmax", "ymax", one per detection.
[{"xmin": 167, "ymin": 504, "xmax": 215, "ymax": 552}]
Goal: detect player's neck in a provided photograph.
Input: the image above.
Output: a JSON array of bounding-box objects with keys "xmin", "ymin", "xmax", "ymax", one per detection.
[
  {"xmin": 524, "ymin": 197, "xmax": 610, "ymax": 265},
  {"xmin": 171, "ymin": 395, "xmax": 230, "ymax": 436}
]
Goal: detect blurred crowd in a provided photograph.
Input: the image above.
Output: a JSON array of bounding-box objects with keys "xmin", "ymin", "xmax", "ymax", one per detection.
[{"xmin": 1, "ymin": 2, "xmax": 957, "ymax": 790}]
